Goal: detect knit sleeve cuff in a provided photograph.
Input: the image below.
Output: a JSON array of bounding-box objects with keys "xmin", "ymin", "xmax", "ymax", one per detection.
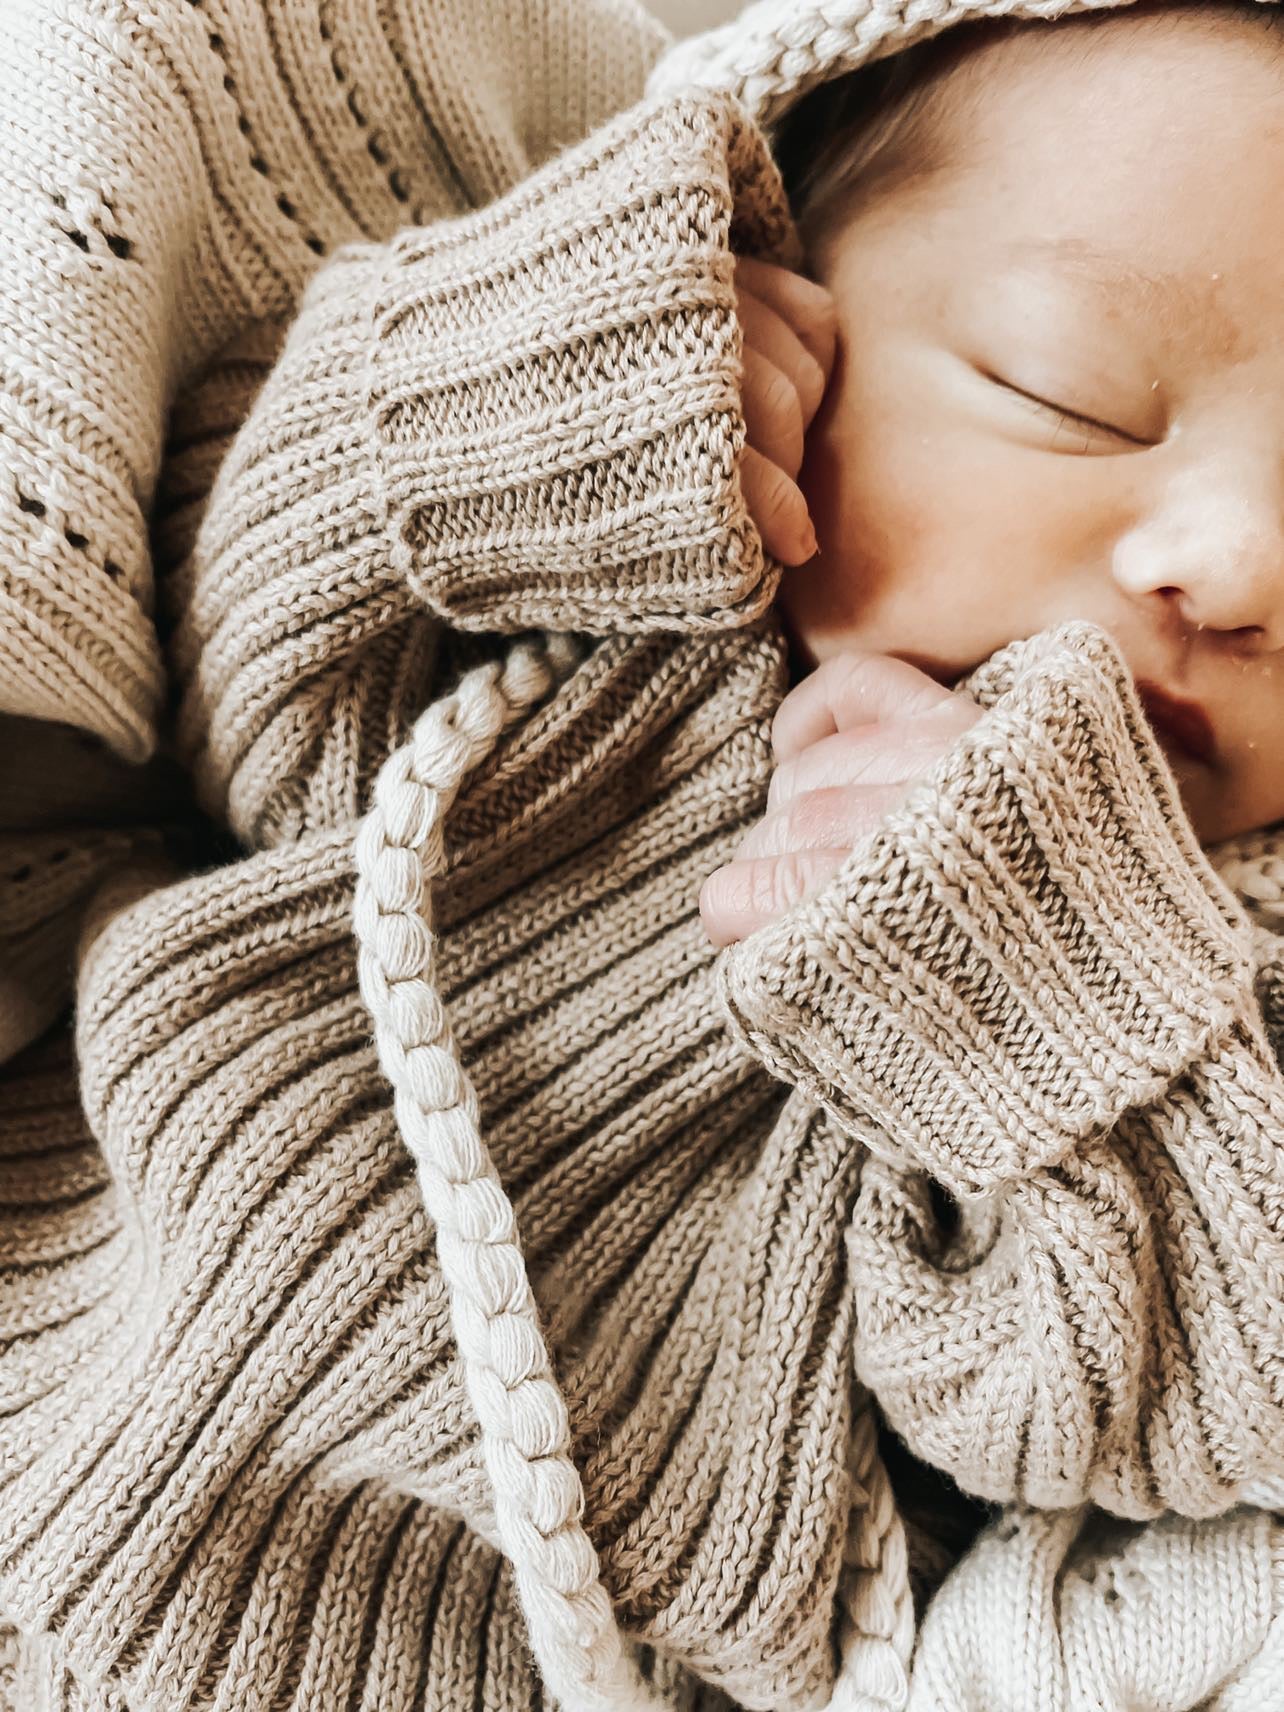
[
  {"xmin": 365, "ymin": 89, "xmax": 799, "ymax": 635},
  {"xmin": 716, "ymin": 621, "xmax": 1256, "ymax": 1200}
]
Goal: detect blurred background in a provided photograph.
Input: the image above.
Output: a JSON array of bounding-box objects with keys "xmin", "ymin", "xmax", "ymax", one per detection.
[{"xmin": 648, "ymin": 0, "xmax": 741, "ymax": 35}]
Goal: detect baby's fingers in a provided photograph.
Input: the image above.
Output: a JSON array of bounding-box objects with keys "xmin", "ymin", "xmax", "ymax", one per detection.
[
  {"xmin": 732, "ymin": 784, "xmax": 902, "ymax": 862},
  {"xmin": 734, "ymin": 255, "xmax": 838, "ymax": 388},
  {"xmin": 700, "ymin": 847, "xmax": 851, "ymax": 948},
  {"xmin": 766, "ymin": 724, "xmax": 967, "ymax": 812},
  {"xmin": 772, "ymin": 650, "xmax": 968, "ymax": 763},
  {"xmin": 739, "ymin": 446, "xmax": 817, "ymax": 566},
  {"xmin": 736, "ymin": 289, "xmax": 827, "ymax": 424},
  {"xmin": 742, "ymin": 345, "xmax": 805, "ymax": 478}
]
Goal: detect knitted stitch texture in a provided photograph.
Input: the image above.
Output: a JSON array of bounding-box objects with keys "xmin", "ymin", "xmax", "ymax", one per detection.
[
  {"xmin": 32, "ymin": 621, "xmax": 874, "ymax": 1711},
  {"xmin": 4, "ymin": 0, "xmax": 1284, "ymax": 1708},
  {"xmin": 173, "ymin": 89, "xmax": 800, "ymax": 844},
  {"xmin": 907, "ymin": 1503, "xmax": 1284, "ymax": 1710},
  {"xmin": 718, "ymin": 620, "xmax": 1284, "ymax": 1518},
  {"xmin": 0, "ymin": 0, "xmax": 666, "ymax": 761}
]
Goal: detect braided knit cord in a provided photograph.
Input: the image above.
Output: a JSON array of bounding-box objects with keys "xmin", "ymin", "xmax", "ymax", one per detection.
[
  {"xmin": 823, "ymin": 1395, "xmax": 915, "ymax": 1711},
  {"xmin": 353, "ymin": 632, "xmax": 664, "ymax": 1712}
]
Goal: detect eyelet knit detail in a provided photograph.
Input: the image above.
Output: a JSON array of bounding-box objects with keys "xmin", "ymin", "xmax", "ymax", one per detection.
[{"xmin": 0, "ymin": 0, "xmax": 667, "ymax": 759}]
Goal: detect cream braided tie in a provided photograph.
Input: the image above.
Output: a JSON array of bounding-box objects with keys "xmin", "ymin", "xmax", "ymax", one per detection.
[
  {"xmin": 354, "ymin": 631, "xmax": 914, "ymax": 1710},
  {"xmin": 827, "ymin": 1394, "xmax": 914, "ymax": 1711},
  {"xmin": 353, "ymin": 632, "xmax": 663, "ymax": 1712}
]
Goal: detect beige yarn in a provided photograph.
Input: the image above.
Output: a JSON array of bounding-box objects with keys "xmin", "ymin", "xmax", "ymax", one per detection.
[
  {"xmin": 0, "ymin": 720, "xmax": 191, "ymax": 1064},
  {"xmin": 174, "ymin": 88, "xmax": 800, "ymax": 844},
  {"xmin": 907, "ymin": 1505, "xmax": 1284, "ymax": 1710},
  {"xmin": 0, "ymin": 3, "xmax": 917, "ymax": 1697},
  {"xmin": 0, "ymin": 622, "xmax": 900, "ymax": 1709},
  {"xmin": 0, "ymin": 828, "xmax": 151, "ymax": 1065},
  {"xmin": 4, "ymin": 0, "xmax": 1284, "ymax": 1707},
  {"xmin": 719, "ymin": 621, "xmax": 1284, "ymax": 1518},
  {"xmin": 0, "ymin": 0, "xmax": 668, "ymax": 761}
]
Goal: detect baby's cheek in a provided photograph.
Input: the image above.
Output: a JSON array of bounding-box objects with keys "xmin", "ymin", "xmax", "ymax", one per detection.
[
  {"xmin": 792, "ymin": 399, "xmax": 972, "ymax": 653},
  {"xmin": 796, "ymin": 381, "xmax": 1087, "ymax": 677}
]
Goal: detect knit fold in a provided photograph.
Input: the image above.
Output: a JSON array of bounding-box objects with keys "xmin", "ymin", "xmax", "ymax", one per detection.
[
  {"xmin": 174, "ymin": 87, "xmax": 801, "ymax": 849},
  {"xmin": 0, "ymin": 828, "xmax": 155, "ymax": 1067},
  {"xmin": 848, "ymin": 1016, "xmax": 1284, "ymax": 1516},
  {"xmin": 0, "ymin": 624, "xmax": 894, "ymax": 1711},
  {"xmin": 0, "ymin": 0, "xmax": 670, "ymax": 764},
  {"xmin": 0, "ymin": 719, "xmax": 199, "ymax": 1066},
  {"xmin": 717, "ymin": 621, "xmax": 1284, "ymax": 1518},
  {"xmin": 367, "ymin": 91, "xmax": 799, "ymax": 638},
  {"xmin": 716, "ymin": 621, "xmax": 1254, "ymax": 1200}
]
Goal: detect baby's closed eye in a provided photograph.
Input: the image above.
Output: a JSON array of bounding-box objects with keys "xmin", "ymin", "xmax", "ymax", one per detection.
[{"xmin": 978, "ymin": 365, "xmax": 1158, "ymax": 449}]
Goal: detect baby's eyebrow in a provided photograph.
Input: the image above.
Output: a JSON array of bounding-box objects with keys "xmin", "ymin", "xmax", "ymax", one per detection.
[{"xmin": 1005, "ymin": 237, "xmax": 1244, "ymax": 358}]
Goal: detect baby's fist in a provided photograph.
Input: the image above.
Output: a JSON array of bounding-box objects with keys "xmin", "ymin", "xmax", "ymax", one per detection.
[
  {"xmin": 734, "ymin": 255, "xmax": 837, "ymax": 567},
  {"xmin": 700, "ymin": 650, "xmax": 983, "ymax": 947}
]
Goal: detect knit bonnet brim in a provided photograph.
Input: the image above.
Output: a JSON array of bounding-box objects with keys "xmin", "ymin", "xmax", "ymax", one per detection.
[{"xmin": 649, "ymin": 0, "xmax": 1160, "ymax": 129}]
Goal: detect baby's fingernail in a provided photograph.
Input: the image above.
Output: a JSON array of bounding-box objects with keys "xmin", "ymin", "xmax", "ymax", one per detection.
[{"xmin": 802, "ymin": 521, "xmax": 820, "ymax": 560}]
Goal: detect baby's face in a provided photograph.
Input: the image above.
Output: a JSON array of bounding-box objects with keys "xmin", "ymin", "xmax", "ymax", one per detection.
[{"xmin": 778, "ymin": 6, "xmax": 1284, "ymax": 843}]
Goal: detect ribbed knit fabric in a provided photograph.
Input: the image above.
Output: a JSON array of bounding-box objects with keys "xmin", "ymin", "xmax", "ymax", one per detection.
[
  {"xmin": 5, "ymin": 0, "xmax": 1284, "ymax": 1708},
  {"xmin": 0, "ymin": 620, "xmax": 896, "ymax": 1712},
  {"xmin": 172, "ymin": 86, "xmax": 800, "ymax": 844},
  {"xmin": 719, "ymin": 621, "xmax": 1284, "ymax": 1519}
]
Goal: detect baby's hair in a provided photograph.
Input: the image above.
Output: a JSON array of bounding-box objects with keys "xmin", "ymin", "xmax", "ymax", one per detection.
[{"xmin": 773, "ymin": 1, "xmax": 1283, "ymax": 261}]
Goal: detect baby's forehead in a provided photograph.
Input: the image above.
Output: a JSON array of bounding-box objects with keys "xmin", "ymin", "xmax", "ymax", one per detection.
[
  {"xmin": 905, "ymin": 2, "xmax": 1284, "ymax": 163},
  {"xmin": 992, "ymin": 235, "xmax": 1241, "ymax": 350},
  {"xmin": 880, "ymin": 9, "xmax": 1284, "ymax": 312},
  {"xmin": 790, "ymin": 1, "xmax": 1284, "ymax": 362}
]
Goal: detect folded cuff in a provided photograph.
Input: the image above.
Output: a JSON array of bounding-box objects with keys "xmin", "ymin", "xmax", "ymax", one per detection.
[
  {"xmin": 366, "ymin": 90, "xmax": 798, "ymax": 635},
  {"xmin": 717, "ymin": 622, "xmax": 1255, "ymax": 1198}
]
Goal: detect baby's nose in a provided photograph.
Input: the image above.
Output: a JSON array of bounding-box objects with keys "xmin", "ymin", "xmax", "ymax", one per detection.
[{"xmin": 1112, "ymin": 457, "xmax": 1284, "ymax": 654}]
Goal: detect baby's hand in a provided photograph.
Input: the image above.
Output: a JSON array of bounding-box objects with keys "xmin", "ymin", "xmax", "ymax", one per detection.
[
  {"xmin": 700, "ymin": 651, "xmax": 984, "ymax": 947},
  {"xmin": 733, "ymin": 255, "xmax": 837, "ymax": 566}
]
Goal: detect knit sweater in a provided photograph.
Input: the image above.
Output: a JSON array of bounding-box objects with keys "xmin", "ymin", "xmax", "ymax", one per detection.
[{"xmin": 4, "ymin": 0, "xmax": 1284, "ymax": 1709}]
